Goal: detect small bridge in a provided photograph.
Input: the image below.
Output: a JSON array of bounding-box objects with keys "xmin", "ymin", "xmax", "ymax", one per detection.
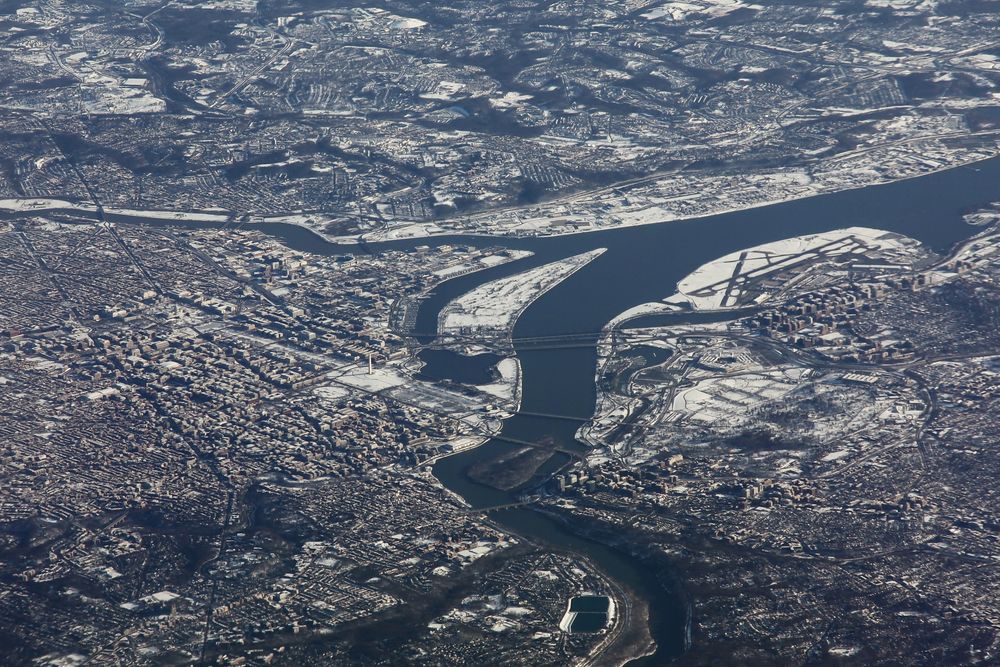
[
  {"xmin": 517, "ymin": 411, "xmax": 590, "ymax": 422},
  {"xmin": 490, "ymin": 434, "xmax": 586, "ymax": 460},
  {"xmin": 465, "ymin": 499, "xmax": 536, "ymax": 514}
]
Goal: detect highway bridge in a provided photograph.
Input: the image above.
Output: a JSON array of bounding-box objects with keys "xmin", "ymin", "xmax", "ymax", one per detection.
[
  {"xmin": 489, "ymin": 434, "xmax": 586, "ymax": 460},
  {"xmin": 463, "ymin": 499, "xmax": 537, "ymax": 514}
]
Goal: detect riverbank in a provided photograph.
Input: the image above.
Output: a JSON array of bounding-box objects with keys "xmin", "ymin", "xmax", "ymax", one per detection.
[
  {"xmin": 57, "ymin": 149, "xmax": 1000, "ymax": 666},
  {"xmin": 5, "ymin": 146, "xmax": 1000, "ymax": 250},
  {"xmin": 421, "ymin": 155, "xmax": 998, "ymax": 665},
  {"xmin": 437, "ymin": 248, "xmax": 606, "ymax": 350}
]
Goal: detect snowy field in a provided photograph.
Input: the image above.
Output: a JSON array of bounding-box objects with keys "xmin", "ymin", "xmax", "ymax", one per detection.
[
  {"xmin": 673, "ymin": 226, "xmax": 913, "ymax": 310},
  {"xmin": 431, "ymin": 250, "xmax": 533, "ymax": 278},
  {"xmin": 670, "ymin": 369, "xmax": 806, "ymax": 424},
  {"xmin": 478, "ymin": 357, "xmax": 521, "ymax": 407},
  {"xmin": 439, "ymin": 248, "xmax": 606, "ymax": 343},
  {"xmin": 0, "ymin": 199, "xmax": 233, "ymax": 223},
  {"xmin": 641, "ymin": 0, "xmax": 762, "ymax": 22},
  {"xmin": 612, "ymin": 226, "xmax": 919, "ymax": 323}
]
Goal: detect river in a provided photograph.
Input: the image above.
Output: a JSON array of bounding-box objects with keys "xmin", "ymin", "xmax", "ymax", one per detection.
[{"xmin": 48, "ymin": 156, "xmax": 1000, "ymax": 664}]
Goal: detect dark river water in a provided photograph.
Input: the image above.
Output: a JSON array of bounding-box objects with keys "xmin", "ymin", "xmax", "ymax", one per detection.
[
  {"xmin": 57, "ymin": 157, "xmax": 1000, "ymax": 664},
  {"xmin": 416, "ymin": 348, "xmax": 505, "ymax": 385}
]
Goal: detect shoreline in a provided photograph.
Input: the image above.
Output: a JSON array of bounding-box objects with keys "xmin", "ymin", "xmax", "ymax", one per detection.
[
  {"xmin": 358, "ymin": 147, "xmax": 1000, "ymax": 243},
  {"xmin": 436, "ymin": 247, "xmax": 607, "ymax": 351},
  {"xmin": 10, "ymin": 140, "xmax": 994, "ymax": 667},
  {"xmin": 474, "ymin": 506, "xmax": 658, "ymax": 667},
  {"xmin": 1, "ymin": 148, "xmax": 998, "ymax": 250}
]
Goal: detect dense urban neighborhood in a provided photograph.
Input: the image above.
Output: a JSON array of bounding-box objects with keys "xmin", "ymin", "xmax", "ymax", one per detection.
[{"xmin": 0, "ymin": 0, "xmax": 999, "ymax": 666}]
